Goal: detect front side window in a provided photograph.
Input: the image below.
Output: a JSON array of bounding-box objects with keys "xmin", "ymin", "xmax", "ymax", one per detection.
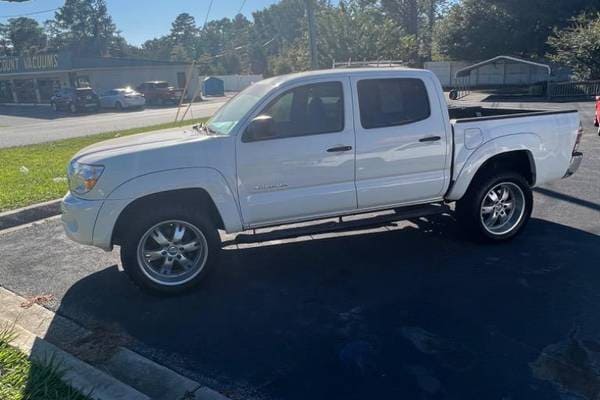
[
  {"xmin": 259, "ymin": 81, "xmax": 344, "ymax": 139},
  {"xmin": 357, "ymin": 78, "xmax": 430, "ymax": 129}
]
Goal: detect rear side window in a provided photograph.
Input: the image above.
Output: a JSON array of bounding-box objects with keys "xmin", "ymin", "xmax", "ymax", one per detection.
[{"xmin": 357, "ymin": 78, "xmax": 430, "ymax": 129}]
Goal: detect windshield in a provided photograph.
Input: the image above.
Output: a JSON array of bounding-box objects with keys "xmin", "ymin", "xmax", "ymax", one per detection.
[{"xmin": 206, "ymin": 82, "xmax": 272, "ymax": 135}]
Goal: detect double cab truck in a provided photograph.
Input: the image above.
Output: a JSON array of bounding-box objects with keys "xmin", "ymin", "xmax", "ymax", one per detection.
[{"xmin": 62, "ymin": 68, "xmax": 584, "ymax": 294}]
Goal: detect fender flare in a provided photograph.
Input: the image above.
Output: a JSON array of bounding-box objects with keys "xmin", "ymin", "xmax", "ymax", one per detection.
[
  {"xmin": 446, "ymin": 133, "xmax": 540, "ymax": 201},
  {"xmin": 95, "ymin": 167, "xmax": 243, "ymax": 244}
]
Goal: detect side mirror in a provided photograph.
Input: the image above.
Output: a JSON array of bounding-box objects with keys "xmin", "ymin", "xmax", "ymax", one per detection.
[{"xmin": 244, "ymin": 115, "xmax": 276, "ymax": 142}]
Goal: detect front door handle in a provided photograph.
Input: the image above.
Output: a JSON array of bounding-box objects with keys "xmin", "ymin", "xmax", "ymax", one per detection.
[
  {"xmin": 327, "ymin": 145, "xmax": 353, "ymax": 153},
  {"xmin": 419, "ymin": 136, "xmax": 442, "ymax": 143}
]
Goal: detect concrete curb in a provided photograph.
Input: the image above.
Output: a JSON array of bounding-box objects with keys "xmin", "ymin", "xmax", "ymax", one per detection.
[
  {"xmin": 0, "ymin": 290, "xmax": 150, "ymax": 399},
  {"xmin": 6, "ymin": 322, "xmax": 150, "ymax": 400},
  {"xmin": 0, "ymin": 199, "xmax": 62, "ymax": 231},
  {"xmin": 0, "ymin": 287, "xmax": 230, "ymax": 400}
]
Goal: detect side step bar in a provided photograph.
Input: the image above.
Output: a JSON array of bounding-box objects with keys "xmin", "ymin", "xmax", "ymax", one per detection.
[{"xmin": 226, "ymin": 203, "xmax": 452, "ymax": 246}]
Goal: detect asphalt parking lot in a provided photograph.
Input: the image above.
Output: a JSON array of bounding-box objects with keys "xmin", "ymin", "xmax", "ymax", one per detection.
[
  {"xmin": 0, "ymin": 100, "xmax": 599, "ymax": 400},
  {"xmin": 0, "ymin": 98, "xmax": 227, "ymax": 148}
]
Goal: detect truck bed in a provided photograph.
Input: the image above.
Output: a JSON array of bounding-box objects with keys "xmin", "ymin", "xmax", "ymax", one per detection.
[
  {"xmin": 448, "ymin": 105, "xmax": 576, "ymax": 122},
  {"xmin": 446, "ymin": 105, "xmax": 580, "ymax": 201}
]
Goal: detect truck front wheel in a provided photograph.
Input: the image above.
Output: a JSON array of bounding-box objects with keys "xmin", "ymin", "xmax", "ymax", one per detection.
[
  {"xmin": 120, "ymin": 206, "xmax": 221, "ymax": 295},
  {"xmin": 456, "ymin": 172, "xmax": 533, "ymax": 242}
]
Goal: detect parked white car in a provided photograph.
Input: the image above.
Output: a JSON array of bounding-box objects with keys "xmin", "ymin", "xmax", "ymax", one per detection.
[
  {"xmin": 62, "ymin": 68, "xmax": 583, "ymax": 294},
  {"xmin": 99, "ymin": 88, "xmax": 145, "ymax": 110}
]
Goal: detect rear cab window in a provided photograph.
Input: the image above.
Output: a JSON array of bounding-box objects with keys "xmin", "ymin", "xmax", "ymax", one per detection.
[{"xmin": 357, "ymin": 78, "xmax": 431, "ymax": 129}]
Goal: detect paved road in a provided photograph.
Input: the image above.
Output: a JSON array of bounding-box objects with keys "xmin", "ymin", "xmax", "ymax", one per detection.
[
  {"xmin": 0, "ymin": 99, "xmax": 226, "ymax": 148},
  {"xmin": 0, "ymin": 101, "xmax": 598, "ymax": 400}
]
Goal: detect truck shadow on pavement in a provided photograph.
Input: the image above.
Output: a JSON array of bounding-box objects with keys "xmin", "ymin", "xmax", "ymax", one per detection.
[{"xmin": 45, "ymin": 216, "xmax": 600, "ymax": 400}]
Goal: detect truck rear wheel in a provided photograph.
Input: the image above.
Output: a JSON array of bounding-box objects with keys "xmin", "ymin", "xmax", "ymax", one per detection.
[
  {"xmin": 120, "ymin": 206, "xmax": 221, "ymax": 295},
  {"xmin": 456, "ymin": 172, "xmax": 533, "ymax": 242}
]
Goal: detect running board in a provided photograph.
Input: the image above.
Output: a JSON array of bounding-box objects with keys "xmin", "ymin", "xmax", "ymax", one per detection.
[{"xmin": 226, "ymin": 203, "xmax": 451, "ymax": 246}]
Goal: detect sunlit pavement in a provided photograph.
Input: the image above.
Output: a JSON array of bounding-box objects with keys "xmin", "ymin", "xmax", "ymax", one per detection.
[
  {"xmin": 0, "ymin": 100, "xmax": 598, "ymax": 400},
  {"xmin": 0, "ymin": 98, "xmax": 227, "ymax": 148}
]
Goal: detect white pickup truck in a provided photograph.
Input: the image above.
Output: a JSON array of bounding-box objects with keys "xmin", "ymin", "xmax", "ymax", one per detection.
[{"xmin": 62, "ymin": 68, "xmax": 583, "ymax": 294}]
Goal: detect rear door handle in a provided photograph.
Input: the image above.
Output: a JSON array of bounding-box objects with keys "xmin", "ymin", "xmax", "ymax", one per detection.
[
  {"xmin": 327, "ymin": 145, "xmax": 353, "ymax": 153},
  {"xmin": 419, "ymin": 136, "xmax": 442, "ymax": 143}
]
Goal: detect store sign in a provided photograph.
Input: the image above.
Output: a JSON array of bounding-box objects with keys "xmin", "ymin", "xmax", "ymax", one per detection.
[{"xmin": 0, "ymin": 53, "xmax": 71, "ymax": 74}]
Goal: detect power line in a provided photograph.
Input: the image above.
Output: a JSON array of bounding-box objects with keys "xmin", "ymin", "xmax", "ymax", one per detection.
[
  {"xmin": 237, "ymin": 0, "xmax": 248, "ymax": 15},
  {"xmin": 197, "ymin": 36, "xmax": 276, "ymax": 62},
  {"xmin": 305, "ymin": 0, "xmax": 318, "ymax": 69},
  {"xmin": 0, "ymin": 7, "xmax": 59, "ymax": 19},
  {"xmin": 202, "ymin": 0, "xmax": 214, "ymax": 30}
]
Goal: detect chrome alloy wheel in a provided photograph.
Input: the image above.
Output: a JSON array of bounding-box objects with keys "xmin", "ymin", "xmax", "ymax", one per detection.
[
  {"xmin": 480, "ymin": 182, "xmax": 526, "ymax": 236},
  {"xmin": 136, "ymin": 220, "xmax": 208, "ymax": 286}
]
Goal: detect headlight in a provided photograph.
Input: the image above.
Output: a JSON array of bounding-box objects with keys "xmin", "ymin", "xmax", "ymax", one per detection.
[{"xmin": 67, "ymin": 161, "xmax": 104, "ymax": 195}]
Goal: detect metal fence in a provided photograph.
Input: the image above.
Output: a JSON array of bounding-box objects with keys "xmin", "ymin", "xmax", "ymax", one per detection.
[
  {"xmin": 449, "ymin": 77, "xmax": 471, "ymax": 100},
  {"xmin": 549, "ymin": 80, "xmax": 600, "ymax": 98}
]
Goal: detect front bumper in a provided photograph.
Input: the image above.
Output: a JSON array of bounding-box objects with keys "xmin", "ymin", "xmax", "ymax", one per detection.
[
  {"xmin": 563, "ymin": 152, "xmax": 583, "ymax": 178},
  {"xmin": 61, "ymin": 192, "xmax": 104, "ymax": 247}
]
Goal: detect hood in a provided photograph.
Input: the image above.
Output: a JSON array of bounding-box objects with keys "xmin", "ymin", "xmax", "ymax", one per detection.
[
  {"xmin": 74, "ymin": 128, "xmax": 203, "ymax": 163},
  {"xmin": 71, "ymin": 127, "xmax": 234, "ymax": 201}
]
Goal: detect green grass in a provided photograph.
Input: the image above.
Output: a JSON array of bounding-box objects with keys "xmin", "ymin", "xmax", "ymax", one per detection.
[
  {"xmin": 0, "ymin": 325, "xmax": 91, "ymax": 400},
  {"xmin": 0, "ymin": 117, "xmax": 208, "ymax": 212}
]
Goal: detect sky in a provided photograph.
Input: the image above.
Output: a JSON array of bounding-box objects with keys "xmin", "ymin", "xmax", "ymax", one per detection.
[{"xmin": 0, "ymin": 0, "xmax": 289, "ymax": 46}]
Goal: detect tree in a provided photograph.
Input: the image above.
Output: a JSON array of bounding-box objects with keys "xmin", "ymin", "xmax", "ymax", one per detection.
[
  {"xmin": 0, "ymin": 24, "xmax": 11, "ymax": 56},
  {"xmin": 3, "ymin": 17, "xmax": 47, "ymax": 55},
  {"xmin": 140, "ymin": 36, "xmax": 173, "ymax": 61},
  {"xmin": 50, "ymin": 0, "xmax": 123, "ymax": 56},
  {"xmin": 433, "ymin": 0, "xmax": 515, "ymax": 60},
  {"xmin": 318, "ymin": 0, "xmax": 417, "ymax": 67},
  {"xmin": 434, "ymin": 0, "xmax": 600, "ymax": 61},
  {"xmin": 169, "ymin": 13, "xmax": 198, "ymax": 61},
  {"xmin": 548, "ymin": 13, "xmax": 600, "ymax": 80}
]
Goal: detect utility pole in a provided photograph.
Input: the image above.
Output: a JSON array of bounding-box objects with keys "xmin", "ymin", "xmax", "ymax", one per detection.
[{"xmin": 305, "ymin": 0, "xmax": 318, "ymax": 70}]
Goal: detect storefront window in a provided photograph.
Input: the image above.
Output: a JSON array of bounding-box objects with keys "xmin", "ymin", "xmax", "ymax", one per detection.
[
  {"xmin": 38, "ymin": 79, "xmax": 61, "ymax": 102},
  {"xmin": 0, "ymin": 80, "xmax": 14, "ymax": 103},
  {"xmin": 13, "ymin": 79, "xmax": 37, "ymax": 103}
]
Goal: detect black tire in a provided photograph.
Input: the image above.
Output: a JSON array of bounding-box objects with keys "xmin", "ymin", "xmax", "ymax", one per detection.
[
  {"xmin": 456, "ymin": 172, "xmax": 533, "ymax": 243},
  {"xmin": 115, "ymin": 101, "xmax": 123, "ymax": 111},
  {"xmin": 120, "ymin": 205, "xmax": 221, "ymax": 295}
]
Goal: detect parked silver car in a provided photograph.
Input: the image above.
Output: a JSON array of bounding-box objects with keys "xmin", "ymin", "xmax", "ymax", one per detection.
[{"xmin": 99, "ymin": 88, "xmax": 145, "ymax": 110}]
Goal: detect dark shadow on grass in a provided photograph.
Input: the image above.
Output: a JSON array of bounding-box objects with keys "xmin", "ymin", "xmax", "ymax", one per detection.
[{"xmin": 41, "ymin": 216, "xmax": 600, "ymax": 400}]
